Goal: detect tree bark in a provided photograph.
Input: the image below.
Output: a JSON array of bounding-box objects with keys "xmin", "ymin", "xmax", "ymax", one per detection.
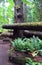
[
  {"xmin": 13, "ymin": 0, "xmax": 24, "ymax": 38},
  {"xmin": 14, "ymin": 0, "xmax": 24, "ymax": 23},
  {"xmin": 23, "ymin": 30, "xmax": 42, "ymax": 39}
]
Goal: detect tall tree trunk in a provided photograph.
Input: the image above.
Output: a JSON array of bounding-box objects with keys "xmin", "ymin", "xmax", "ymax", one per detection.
[
  {"xmin": 13, "ymin": 0, "xmax": 24, "ymax": 38},
  {"xmin": 14, "ymin": 0, "xmax": 24, "ymax": 23}
]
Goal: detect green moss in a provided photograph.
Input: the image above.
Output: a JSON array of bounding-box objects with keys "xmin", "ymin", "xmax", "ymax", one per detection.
[{"xmin": 14, "ymin": 22, "xmax": 42, "ymax": 26}]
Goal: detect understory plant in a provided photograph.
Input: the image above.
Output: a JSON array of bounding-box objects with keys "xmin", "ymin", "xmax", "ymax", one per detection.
[
  {"xmin": 25, "ymin": 58, "xmax": 42, "ymax": 65},
  {"xmin": 11, "ymin": 36, "xmax": 42, "ymax": 56}
]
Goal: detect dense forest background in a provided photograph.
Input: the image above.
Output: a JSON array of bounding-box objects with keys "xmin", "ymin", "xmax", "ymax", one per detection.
[{"xmin": 0, "ymin": 0, "xmax": 42, "ymax": 32}]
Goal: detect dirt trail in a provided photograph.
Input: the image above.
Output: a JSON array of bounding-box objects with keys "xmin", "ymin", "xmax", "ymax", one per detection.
[
  {"xmin": 0, "ymin": 40, "xmax": 42, "ymax": 65},
  {"xmin": 0, "ymin": 41, "xmax": 13, "ymax": 65}
]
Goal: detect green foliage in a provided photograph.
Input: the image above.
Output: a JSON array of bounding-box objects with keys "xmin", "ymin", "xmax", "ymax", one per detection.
[
  {"xmin": 11, "ymin": 36, "xmax": 42, "ymax": 54},
  {"xmin": 33, "ymin": 0, "xmax": 42, "ymax": 21},
  {"xmin": 10, "ymin": 36, "xmax": 42, "ymax": 65},
  {"xmin": 0, "ymin": 0, "xmax": 42, "ymax": 32},
  {"xmin": 25, "ymin": 58, "xmax": 42, "ymax": 65},
  {"xmin": 0, "ymin": 15, "xmax": 8, "ymax": 32},
  {"xmin": 0, "ymin": 0, "xmax": 14, "ymax": 32},
  {"xmin": 0, "ymin": 0, "xmax": 3, "ymax": 2},
  {"xmin": 22, "ymin": 0, "xmax": 31, "ymax": 5},
  {"xmin": 7, "ymin": 0, "xmax": 14, "ymax": 18},
  {"xmin": 23, "ymin": 0, "xmax": 42, "ymax": 22}
]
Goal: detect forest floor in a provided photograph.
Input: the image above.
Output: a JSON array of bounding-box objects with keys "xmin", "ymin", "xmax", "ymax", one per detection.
[
  {"xmin": 0, "ymin": 40, "xmax": 13, "ymax": 65},
  {"xmin": 0, "ymin": 39, "xmax": 42, "ymax": 65}
]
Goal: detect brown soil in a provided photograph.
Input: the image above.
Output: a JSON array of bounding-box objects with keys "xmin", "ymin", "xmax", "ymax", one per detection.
[
  {"xmin": 0, "ymin": 39, "xmax": 42, "ymax": 65},
  {"xmin": 11, "ymin": 50, "xmax": 42, "ymax": 63},
  {"xmin": 33, "ymin": 56, "xmax": 42, "ymax": 62},
  {"xmin": 0, "ymin": 41, "xmax": 13, "ymax": 65}
]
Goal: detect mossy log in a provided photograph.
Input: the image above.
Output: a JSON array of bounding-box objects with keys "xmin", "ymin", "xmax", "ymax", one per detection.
[
  {"xmin": 24, "ymin": 30, "xmax": 42, "ymax": 39},
  {"xmin": 1, "ymin": 33, "xmax": 13, "ymax": 38},
  {"xmin": 2, "ymin": 22, "xmax": 42, "ymax": 31}
]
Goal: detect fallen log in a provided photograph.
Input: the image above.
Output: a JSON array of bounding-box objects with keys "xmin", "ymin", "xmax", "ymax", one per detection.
[
  {"xmin": 1, "ymin": 32, "xmax": 13, "ymax": 38},
  {"xmin": 23, "ymin": 30, "xmax": 42, "ymax": 39},
  {"xmin": 2, "ymin": 22, "xmax": 42, "ymax": 31}
]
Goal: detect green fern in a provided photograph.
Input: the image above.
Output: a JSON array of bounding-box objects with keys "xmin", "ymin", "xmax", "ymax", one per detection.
[{"xmin": 11, "ymin": 36, "xmax": 42, "ymax": 53}]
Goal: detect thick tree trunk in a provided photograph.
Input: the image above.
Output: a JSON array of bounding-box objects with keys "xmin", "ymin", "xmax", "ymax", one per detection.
[
  {"xmin": 14, "ymin": 0, "xmax": 24, "ymax": 23},
  {"xmin": 13, "ymin": 0, "xmax": 24, "ymax": 38}
]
